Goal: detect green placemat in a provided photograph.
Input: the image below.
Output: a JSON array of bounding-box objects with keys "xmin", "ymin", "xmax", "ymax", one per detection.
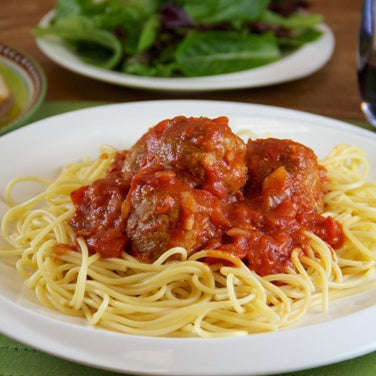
[
  {"xmin": 1, "ymin": 101, "xmax": 375, "ymax": 376},
  {"xmin": 29, "ymin": 100, "xmax": 109, "ymax": 122}
]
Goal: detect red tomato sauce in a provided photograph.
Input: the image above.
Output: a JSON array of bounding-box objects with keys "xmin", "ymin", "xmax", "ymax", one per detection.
[
  {"xmin": 68, "ymin": 117, "xmax": 344, "ymax": 276},
  {"xmin": 69, "ymin": 177, "xmax": 129, "ymax": 258}
]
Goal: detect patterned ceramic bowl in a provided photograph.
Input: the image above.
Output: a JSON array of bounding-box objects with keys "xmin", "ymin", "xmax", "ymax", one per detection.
[{"xmin": 0, "ymin": 44, "xmax": 47, "ymax": 136}]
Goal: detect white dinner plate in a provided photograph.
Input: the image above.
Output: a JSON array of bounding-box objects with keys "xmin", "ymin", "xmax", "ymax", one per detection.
[
  {"xmin": 0, "ymin": 100, "xmax": 376, "ymax": 376},
  {"xmin": 36, "ymin": 11, "xmax": 335, "ymax": 91}
]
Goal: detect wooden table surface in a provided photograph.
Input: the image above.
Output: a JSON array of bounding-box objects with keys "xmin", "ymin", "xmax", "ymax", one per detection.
[{"xmin": 0, "ymin": 0, "xmax": 366, "ymax": 123}]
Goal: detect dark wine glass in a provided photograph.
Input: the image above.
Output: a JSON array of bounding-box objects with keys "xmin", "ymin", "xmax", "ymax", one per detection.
[{"xmin": 358, "ymin": 0, "xmax": 376, "ymax": 127}]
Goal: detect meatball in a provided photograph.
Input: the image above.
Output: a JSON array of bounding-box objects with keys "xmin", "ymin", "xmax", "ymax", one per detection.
[
  {"xmin": 108, "ymin": 116, "xmax": 247, "ymax": 198},
  {"xmin": 245, "ymin": 138, "xmax": 325, "ymax": 213},
  {"xmin": 125, "ymin": 167, "xmax": 230, "ymax": 262}
]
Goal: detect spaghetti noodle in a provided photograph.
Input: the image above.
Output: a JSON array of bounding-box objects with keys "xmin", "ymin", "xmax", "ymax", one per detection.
[{"xmin": 1, "ymin": 124, "xmax": 376, "ymax": 338}]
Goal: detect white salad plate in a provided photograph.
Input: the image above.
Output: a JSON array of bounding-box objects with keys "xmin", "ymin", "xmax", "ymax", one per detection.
[
  {"xmin": 0, "ymin": 100, "xmax": 376, "ymax": 376},
  {"xmin": 36, "ymin": 11, "xmax": 335, "ymax": 91}
]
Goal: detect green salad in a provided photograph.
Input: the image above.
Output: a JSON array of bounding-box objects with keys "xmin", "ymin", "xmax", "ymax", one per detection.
[{"xmin": 34, "ymin": 0, "xmax": 323, "ymax": 77}]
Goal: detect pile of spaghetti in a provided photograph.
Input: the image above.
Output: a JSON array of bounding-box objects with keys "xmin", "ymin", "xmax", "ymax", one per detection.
[{"xmin": 1, "ymin": 116, "xmax": 376, "ymax": 338}]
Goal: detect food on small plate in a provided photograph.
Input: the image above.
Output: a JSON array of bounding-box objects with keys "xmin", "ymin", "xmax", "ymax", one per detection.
[{"xmin": 0, "ymin": 73, "xmax": 13, "ymax": 121}]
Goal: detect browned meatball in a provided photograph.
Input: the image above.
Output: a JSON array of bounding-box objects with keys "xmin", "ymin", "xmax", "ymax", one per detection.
[
  {"xmin": 108, "ymin": 116, "xmax": 247, "ymax": 198},
  {"xmin": 245, "ymin": 138, "xmax": 325, "ymax": 213},
  {"xmin": 125, "ymin": 167, "xmax": 230, "ymax": 262}
]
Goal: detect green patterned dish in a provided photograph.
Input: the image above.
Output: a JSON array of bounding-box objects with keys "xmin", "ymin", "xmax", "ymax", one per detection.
[{"xmin": 0, "ymin": 44, "xmax": 47, "ymax": 136}]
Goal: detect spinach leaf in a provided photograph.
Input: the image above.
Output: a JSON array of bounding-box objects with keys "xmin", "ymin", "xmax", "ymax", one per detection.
[
  {"xmin": 137, "ymin": 14, "xmax": 161, "ymax": 52},
  {"xmin": 55, "ymin": 0, "xmax": 107, "ymax": 20},
  {"xmin": 92, "ymin": 0, "xmax": 160, "ymax": 30},
  {"xmin": 175, "ymin": 31, "xmax": 280, "ymax": 76},
  {"xmin": 122, "ymin": 28, "xmax": 142, "ymax": 55},
  {"xmin": 278, "ymin": 28, "xmax": 323, "ymax": 49},
  {"xmin": 182, "ymin": 0, "xmax": 270, "ymax": 24},
  {"xmin": 34, "ymin": 16, "xmax": 122, "ymax": 69},
  {"xmin": 260, "ymin": 10, "xmax": 323, "ymax": 29},
  {"xmin": 55, "ymin": 0, "xmax": 87, "ymax": 19}
]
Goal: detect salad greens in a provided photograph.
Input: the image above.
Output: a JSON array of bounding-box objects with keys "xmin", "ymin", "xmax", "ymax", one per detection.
[{"xmin": 34, "ymin": 0, "xmax": 324, "ymax": 77}]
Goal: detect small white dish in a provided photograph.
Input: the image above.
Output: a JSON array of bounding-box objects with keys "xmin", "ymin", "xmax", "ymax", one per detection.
[
  {"xmin": 35, "ymin": 11, "xmax": 335, "ymax": 91},
  {"xmin": 1, "ymin": 101, "xmax": 376, "ymax": 376}
]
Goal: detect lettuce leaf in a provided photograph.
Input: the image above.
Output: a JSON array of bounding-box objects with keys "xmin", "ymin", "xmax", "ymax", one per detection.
[
  {"xmin": 176, "ymin": 31, "xmax": 280, "ymax": 76},
  {"xmin": 34, "ymin": 16, "xmax": 122, "ymax": 69},
  {"xmin": 182, "ymin": 0, "xmax": 270, "ymax": 24},
  {"xmin": 260, "ymin": 10, "xmax": 323, "ymax": 29}
]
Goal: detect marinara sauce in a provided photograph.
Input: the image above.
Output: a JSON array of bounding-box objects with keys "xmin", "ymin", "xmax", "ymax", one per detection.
[{"xmin": 68, "ymin": 117, "xmax": 344, "ymax": 276}]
